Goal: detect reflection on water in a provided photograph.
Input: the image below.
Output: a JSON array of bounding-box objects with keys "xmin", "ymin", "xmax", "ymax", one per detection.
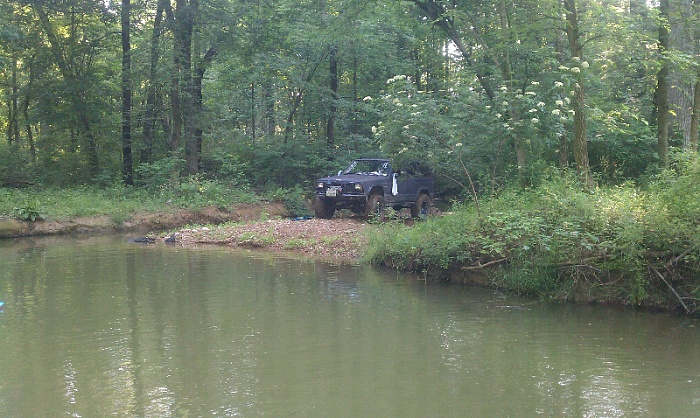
[{"xmin": 0, "ymin": 235, "xmax": 698, "ymax": 417}]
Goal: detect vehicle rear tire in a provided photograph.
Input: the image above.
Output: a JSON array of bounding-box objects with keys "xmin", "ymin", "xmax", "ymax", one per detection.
[
  {"xmin": 410, "ymin": 193, "xmax": 431, "ymax": 219},
  {"xmin": 364, "ymin": 193, "xmax": 385, "ymax": 221},
  {"xmin": 313, "ymin": 197, "xmax": 335, "ymax": 219}
]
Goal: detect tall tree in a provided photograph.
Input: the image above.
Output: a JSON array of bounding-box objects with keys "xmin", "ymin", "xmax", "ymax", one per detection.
[
  {"xmin": 141, "ymin": 0, "xmax": 169, "ymax": 164},
  {"xmin": 564, "ymin": 0, "xmax": 592, "ymax": 186},
  {"xmin": 657, "ymin": 0, "xmax": 671, "ymax": 166},
  {"xmin": 690, "ymin": 0, "xmax": 700, "ymax": 151},
  {"xmin": 121, "ymin": 0, "xmax": 133, "ymax": 185}
]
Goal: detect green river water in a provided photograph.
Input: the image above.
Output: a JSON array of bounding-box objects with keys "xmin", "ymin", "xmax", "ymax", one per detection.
[{"xmin": 0, "ymin": 235, "xmax": 698, "ymax": 417}]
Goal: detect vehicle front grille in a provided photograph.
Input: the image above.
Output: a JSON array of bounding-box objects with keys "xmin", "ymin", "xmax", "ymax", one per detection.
[{"xmin": 325, "ymin": 182, "xmax": 359, "ymax": 194}]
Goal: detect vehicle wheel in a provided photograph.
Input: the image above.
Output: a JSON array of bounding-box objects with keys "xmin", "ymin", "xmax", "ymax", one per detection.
[
  {"xmin": 313, "ymin": 197, "xmax": 335, "ymax": 219},
  {"xmin": 364, "ymin": 193, "xmax": 385, "ymax": 221},
  {"xmin": 410, "ymin": 193, "xmax": 431, "ymax": 219}
]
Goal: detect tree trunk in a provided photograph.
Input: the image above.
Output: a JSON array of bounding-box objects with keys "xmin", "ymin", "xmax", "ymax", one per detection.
[
  {"xmin": 10, "ymin": 51, "xmax": 20, "ymax": 144},
  {"xmin": 194, "ymin": 47, "xmax": 217, "ymax": 154},
  {"xmin": 691, "ymin": 79, "xmax": 700, "ymax": 151},
  {"xmin": 121, "ymin": 0, "xmax": 133, "ymax": 185},
  {"xmin": 564, "ymin": 0, "xmax": 592, "ymax": 187},
  {"xmin": 251, "ymin": 83, "xmax": 256, "ymax": 141},
  {"xmin": 22, "ymin": 67, "xmax": 36, "ymax": 162},
  {"xmin": 327, "ymin": 46, "xmax": 338, "ymax": 147},
  {"xmin": 657, "ymin": 0, "xmax": 671, "ymax": 167},
  {"xmin": 690, "ymin": 0, "xmax": 700, "ymax": 152},
  {"xmin": 172, "ymin": 0, "xmax": 198, "ymax": 174},
  {"xmin": 141, "ymin": 0, "xmax": 166, "ymax": 164}
]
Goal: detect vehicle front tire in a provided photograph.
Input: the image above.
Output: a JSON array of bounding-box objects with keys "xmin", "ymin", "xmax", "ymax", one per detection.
[
  {"xmin": 313, "ymin": 197, "xmax": 335, "ymax": 219},
  {"xmin": 365, "ymin": 193, "xmax": 385, "ymax": 221},
  {"xmin": 410, "ymin": 193, "xmax": 431, "ymax": 219}
]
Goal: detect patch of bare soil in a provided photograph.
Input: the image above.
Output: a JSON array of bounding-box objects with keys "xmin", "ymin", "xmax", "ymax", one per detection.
[{"xmin": 173, "ymin": 218, "xmax": 373, "ymax": 262}]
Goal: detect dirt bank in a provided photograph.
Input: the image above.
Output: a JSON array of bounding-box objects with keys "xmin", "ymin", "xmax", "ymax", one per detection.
[
  {"xmin": 0, "ymin": 202, "xmax": 371, "ymax": 262},
  {"xmin": 0, "ymin": 202, "xmax": 288, "ymax": 238},
  {"xmin": 174, "ymin": 218, "xmax": 373, "ymax": 262}
]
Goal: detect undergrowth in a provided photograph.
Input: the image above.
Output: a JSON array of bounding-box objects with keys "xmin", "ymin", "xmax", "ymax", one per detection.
[
  {"xmin": 365, "ymin": 160, "xmax": 700, "ymax": 315},
  {"xmin": 0, "ymin": 179, "xmax": 260, "ymax": 220}
]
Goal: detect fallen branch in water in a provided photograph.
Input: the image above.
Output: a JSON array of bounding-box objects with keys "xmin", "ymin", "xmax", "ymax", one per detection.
[{"xmin": 648, "ymin": 263, "xmax": 690, "ymax": 314}]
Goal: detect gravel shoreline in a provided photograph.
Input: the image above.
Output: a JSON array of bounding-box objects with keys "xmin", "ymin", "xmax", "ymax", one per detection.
[{"xmin": 173, "ymin": 218, "xmax": 374, "ymax": 262}]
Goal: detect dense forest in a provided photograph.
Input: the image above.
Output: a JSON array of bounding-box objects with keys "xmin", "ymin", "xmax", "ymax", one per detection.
[
  {"xmin": 1, "ymin": 0, "xmax": 699, "ymax": 192},
  {"xmin": 3, "ymin": 0, "xmax": 700, "ymax": 313}
]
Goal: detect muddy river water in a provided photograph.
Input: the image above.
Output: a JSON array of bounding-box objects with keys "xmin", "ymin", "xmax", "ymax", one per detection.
[{"xmin": 0, "ymin": 235, "xmax": 698, "ymax": 416}]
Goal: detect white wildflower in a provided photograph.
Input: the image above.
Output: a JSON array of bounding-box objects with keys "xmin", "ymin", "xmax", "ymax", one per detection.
[
  {"xmin": 571, "ymin": 67, "xmax": 580, "ymax": 73},
  {"xmin": 552, "ymin": 109, "xmax": 561, "ymax": 115},
  {"xmin": 531, "ymin": 81, "xmax": 540, "ymax": 85},
  {"xmin": 531, "ymin": 118, "xmax": 539, "ymax": 124},
  {"xmin": 537, "ymin": 101, "xmax": 546, "ymax": 108},
  {"xmin": 556, "ymin": 99, "xmax": 564, "ymax": 107},
  {"xmin": 581, "ymin": 61, "xmax": 589, "ymax": 68},
  {"xmin": 554, "ymin": 81, "xmax": 564, "ymax": 88},
  {"xmin": 363, "ymin": 96, "xmax": 373, "ymax": 102}
]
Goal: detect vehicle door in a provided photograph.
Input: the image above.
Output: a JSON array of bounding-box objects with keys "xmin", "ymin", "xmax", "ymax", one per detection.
[
  {"xmin": 395, "ymin": 162, "xmax": 432, "ymax": 203},
  {"xmin": 393, "ymin": 166, "xmax": 418, "ymax": 203}
]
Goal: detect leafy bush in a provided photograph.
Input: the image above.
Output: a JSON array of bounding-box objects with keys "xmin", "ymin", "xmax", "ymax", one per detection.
[
  {"xmin": 0, "ymin": 144, "xmax": 36, "ymax": 187},
  {"xmin": 264, "ymin": 186, "xmax": 312, "ymax": 218},
  {"xmin": 134, "ymin": 156, "xmax": 185, "ymax": 191}
]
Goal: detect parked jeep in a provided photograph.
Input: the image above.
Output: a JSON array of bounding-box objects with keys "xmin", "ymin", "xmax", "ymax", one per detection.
[{"xmin": 313, "ymin": 158, "xmax": 434, "ymax": 220}]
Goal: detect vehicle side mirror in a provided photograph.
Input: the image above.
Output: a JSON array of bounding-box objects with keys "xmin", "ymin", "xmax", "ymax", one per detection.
[{"xmin": 337, "ymin": 170, "xmax": 343, "ymax": 176}]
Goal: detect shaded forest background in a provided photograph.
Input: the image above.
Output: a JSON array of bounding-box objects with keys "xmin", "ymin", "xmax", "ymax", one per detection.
[{"xmin": 1, "ymin": 0, "xmax": 700, "ymax": 197}]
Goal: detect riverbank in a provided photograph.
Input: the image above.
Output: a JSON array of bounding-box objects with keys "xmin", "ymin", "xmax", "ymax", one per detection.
[
  {"xmin": 0, "ymin": 202, "xmax": 289, "ymax": 238},
  {"xmin": 174, "ymin": 217, "xmax": 373, "ymax": 262},
  {"xmin": 0, "ymin": 201, "xmax": 373, "ymax": 262},
  {"xmin": 4, "ymin": 168, "xmax": 700, "ymax": 317}
]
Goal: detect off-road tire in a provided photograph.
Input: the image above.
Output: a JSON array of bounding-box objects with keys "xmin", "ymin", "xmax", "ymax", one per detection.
[
  {"xmin": 410, "ymin": 193, "xmax": 431, "ymax": 219},
  {"xmin": 364, "ymin": 193, "xmax": 385, "ymax": 221},
  {"xmin": 313, "ymin": 197, "xmax": 336, "ymax": 219}
]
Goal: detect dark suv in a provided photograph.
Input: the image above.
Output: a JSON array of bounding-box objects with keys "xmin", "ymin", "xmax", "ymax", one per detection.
[{"xmin": 313, "ymin": 158, "xmax": 434, "ymax": 219}]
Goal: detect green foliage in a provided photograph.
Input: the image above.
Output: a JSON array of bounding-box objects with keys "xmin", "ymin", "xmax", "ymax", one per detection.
[
  {"xmin": 13, "ymin": 202, "xmax": 44, "ymax": 223},
  {"xmin": 135, "ymin": 156, "xmax": 185, "ymax": 191},
  {"xmin": 0, "ymin": 145, "xmax": 36, "ymax": 187},
  {"xmin": 264, "ymin": 186, "xmax": 312, "ymax": 218},
  {"xmin": 366, "ymin": 165, "xmax": 700, "ymax": 309}
]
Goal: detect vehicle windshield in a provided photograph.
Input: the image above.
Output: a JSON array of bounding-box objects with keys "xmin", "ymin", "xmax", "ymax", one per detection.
[{"xmin": 342, "ymin": 160, "xmax": 390, "ymax": 176}]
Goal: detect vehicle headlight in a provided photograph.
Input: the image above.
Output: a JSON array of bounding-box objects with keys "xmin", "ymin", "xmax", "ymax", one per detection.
[
  {"xmin": 354, "ymin": 183, "xmax": 364, "ymax": 192},
  {"xmin": 317, "ymin": 182, "xmax": 326, "ymax": 189}
]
